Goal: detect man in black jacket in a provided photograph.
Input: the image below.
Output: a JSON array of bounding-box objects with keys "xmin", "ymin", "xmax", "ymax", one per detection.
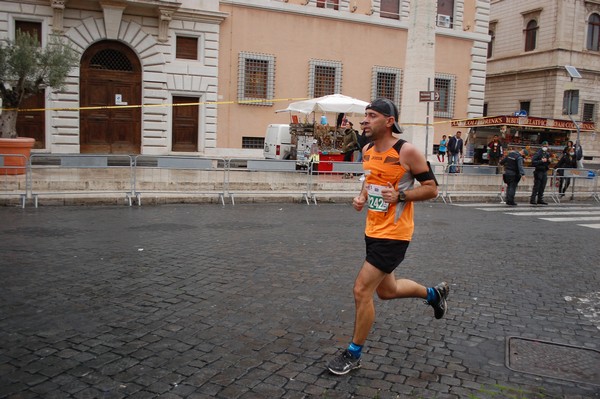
[
  {"xmin": 500, "ymin": 148, "xmax": 528, "ymax": 206},
  {"xmin": 447, "ymin": 131, "xmax": 463, "ymax": 173},
  {"xmin": 530, "ymin": 141, "xmax": 551, "ymax": 205}
]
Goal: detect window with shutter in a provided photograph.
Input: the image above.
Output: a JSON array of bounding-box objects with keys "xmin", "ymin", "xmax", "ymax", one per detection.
[
  {"xmin": 380, "ymin": 0, "xmax": 400, "ymax": 20},
  {"xmin": 176, "ymin": 36, "xmax": 198, "ymax": 60},
  {"xmin": 524, "ymin": 20, "xmax": 538, "ymax": 52},
  {"xmin": 15, "ymin": 20, "xmax": 42, "ymax": 45}
]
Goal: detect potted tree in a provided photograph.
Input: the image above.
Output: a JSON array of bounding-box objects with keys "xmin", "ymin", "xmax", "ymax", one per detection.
[{"xmin": 0, "ymin": 31, "xmax": 77, "ymax": 173}]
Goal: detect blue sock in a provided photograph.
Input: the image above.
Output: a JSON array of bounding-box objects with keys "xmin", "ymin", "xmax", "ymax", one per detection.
[
  {"xmin": 426, "ymin": 287, "xmax": 439, "ymax": 304},
  {"xmin": 347, "ymin": 342, "xmax": 363, "ymax": 358}
]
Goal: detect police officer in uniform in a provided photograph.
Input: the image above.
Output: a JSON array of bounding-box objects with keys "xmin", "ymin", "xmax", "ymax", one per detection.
[
  {"xmin": 530, "ymin": 141, "xmax": 551, "ymax": 205},
  {"xmin": 500, "ymin": 148, "xmax": 528, "ymax": 206}
]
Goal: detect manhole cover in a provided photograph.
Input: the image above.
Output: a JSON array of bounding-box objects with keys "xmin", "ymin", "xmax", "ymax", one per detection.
[{"xmin": 506, "ymin": 336, "xmax": 600, "ymax": 386}]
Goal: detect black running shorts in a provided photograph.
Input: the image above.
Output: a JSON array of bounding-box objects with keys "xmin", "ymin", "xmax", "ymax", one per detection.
[{"xmin": 365, "ymin": 236, "xmax": 410, "ymax": 274}]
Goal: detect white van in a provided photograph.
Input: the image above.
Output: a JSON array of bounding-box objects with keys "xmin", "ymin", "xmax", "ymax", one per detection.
[{"xmin": 263, "ymin": 124, "xmax": 293, "ymax": 160}]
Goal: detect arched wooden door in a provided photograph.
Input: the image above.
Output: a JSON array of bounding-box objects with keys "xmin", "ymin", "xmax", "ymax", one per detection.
[{"xmin": 80, "ymin": 41, "xmax": 141, "ymax": 154}]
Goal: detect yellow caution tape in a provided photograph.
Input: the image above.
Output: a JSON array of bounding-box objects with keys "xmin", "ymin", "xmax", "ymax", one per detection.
[
  {"xmin": 3, "ymin": 97, "xmax": 491, "ymax": 130},
  {"xmin": 0, "ymin": 97, "xmax": 309, "ymax": 112}
]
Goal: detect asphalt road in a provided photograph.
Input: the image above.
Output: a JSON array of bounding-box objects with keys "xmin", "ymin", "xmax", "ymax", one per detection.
[{"xmin": 1, "ymin": 202, "xmax": 599, "ymax": 398}]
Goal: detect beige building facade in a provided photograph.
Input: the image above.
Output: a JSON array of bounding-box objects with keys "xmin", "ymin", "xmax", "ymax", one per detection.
[
  {"xmin": 216, "ymin": 0, "xmax": 491, "ymax": 158},
  {"xmin": 484, "ymin": 0, "xmax": 600, "ymax": 157},
  {"xmin": 1, "ymin": 0, "xmax": 491, "ymax": 157}
]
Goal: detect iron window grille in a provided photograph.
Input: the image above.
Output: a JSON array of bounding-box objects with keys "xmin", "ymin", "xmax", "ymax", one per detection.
[
  {"xmin": 90, "ymin": 49, "xmax": 133, "ymax": 71},
  {"xmin": 371, "ymin": 66, "xmax": 401, "ymax": 106},
  {"xmin": 583, "ymin": 103, "xmax": 596, "ymax": 122},
  {"xmin": 434, "ymin": 74, "xmax": 456, "ymax": 119},
  {"xmin": 242, "ymin": 137, "xmax": 265, "ymax": 149},
  {"xmin": 308, "ymin": 59, "xmax": 342, "ymax": 98},
  {"xmin": 238, "ymin": 52, "xmax": 275, "ymax": 106}
]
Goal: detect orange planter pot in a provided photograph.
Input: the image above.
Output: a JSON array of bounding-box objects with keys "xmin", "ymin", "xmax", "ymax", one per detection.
[{"xmin": 0, "ymin": 137, "xmax": 35, "ymax": 175}]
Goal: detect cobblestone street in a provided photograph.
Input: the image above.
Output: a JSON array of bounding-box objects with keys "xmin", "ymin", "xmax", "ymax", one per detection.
[{"xmin": 1, "ymin": 203, "xmax": 599, "ymax": 398}]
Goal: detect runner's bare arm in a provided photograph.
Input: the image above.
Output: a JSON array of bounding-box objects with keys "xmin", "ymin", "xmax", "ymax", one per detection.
[{"xmin": 399, "ymin": 144, "xmax": 438, "ymax": 201}]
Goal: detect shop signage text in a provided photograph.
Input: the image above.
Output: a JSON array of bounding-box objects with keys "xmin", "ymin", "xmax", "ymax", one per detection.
[{"xmin": 451, "ymin": 115, "xmax": 595, "ymax": 131}]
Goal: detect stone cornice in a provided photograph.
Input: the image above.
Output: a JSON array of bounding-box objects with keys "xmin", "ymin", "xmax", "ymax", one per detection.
[
  {"xmin": 174, "ymin": 8, "xmax": 229, "ymax": 24},
  {"xmin": 487, "ymin": 48, "xmax": 600, "ymax": 77}
]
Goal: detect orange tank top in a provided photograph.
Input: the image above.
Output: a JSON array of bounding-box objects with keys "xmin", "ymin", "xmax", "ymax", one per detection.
[{"xmin": 362, "ymin": 142, "xmax": 415, "ymax": 241}]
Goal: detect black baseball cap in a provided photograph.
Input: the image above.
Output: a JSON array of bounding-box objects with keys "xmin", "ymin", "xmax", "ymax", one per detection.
[{"xmin": 366, "ymin": 98, "xmax": 403, "ymax": 134}]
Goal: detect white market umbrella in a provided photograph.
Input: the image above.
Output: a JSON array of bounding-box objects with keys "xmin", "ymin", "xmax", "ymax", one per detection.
[{"xmin": 275, "ymin": 94, "xmax": 369, "ymax": 116}]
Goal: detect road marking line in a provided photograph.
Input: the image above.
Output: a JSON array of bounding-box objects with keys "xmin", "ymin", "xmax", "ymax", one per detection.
[
  {"xmin": 577, "ymin": 223, "xmax": 600, "ymax": 229},
  {"xmin": 539, "ymin": 216, "xmax": 600, "ymax": 222},
  {"xmin": 565, "ymin": 293, "xmax": 600, "ymax": 331},
  {"xmin": 506, "ymin": 211, "xmax": 600, "ymax": 216},
  {"xmin": 452, "ymin": 203, "xmax": 506, "ymax": 207},
  {"xmin": 454, "ymin": 203, "xmax": 595, "ymax": 208},
  {"xmin": 480, "ymin": 206, "xmax": 600, "ymax": 212}
]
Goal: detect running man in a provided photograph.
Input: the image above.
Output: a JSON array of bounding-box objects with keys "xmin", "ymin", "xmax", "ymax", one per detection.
[{"xmin": 326, "ymin": 98, "xmax": 449, "ymax": 375}]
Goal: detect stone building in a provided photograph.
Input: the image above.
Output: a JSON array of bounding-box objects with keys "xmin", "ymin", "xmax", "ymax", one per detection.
[
  {"xmin": 1, "ymin": 0, "xmax": 491, "ymax": 158},
  {"xmin": 2, "ymin": 0, "xmax": 226, "ymax": 154},
  {"xmin": 484, "ymin": 0, "xmax": 600, "ymax": 163}
]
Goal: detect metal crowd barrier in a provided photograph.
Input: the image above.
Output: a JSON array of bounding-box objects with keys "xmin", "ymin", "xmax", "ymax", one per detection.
[
  {"xmin": 596, "ymin": 169, "xmax": 600, "ymax": 202},
  {"xmin": 9, "ymin": 155, "xmax": 599, "ymax": 208},
  {"xmin": 0, "ymin": 154, "xmax": 28, "ymax": 208},
  {"xmin": 29, "ymin": 154, "xmax": 135, "ymax": 207},
  {"xmin": 442, "ymin": 164, "xmax": 505, "ymax": 203},
  {"xmin": 227, "ymin": 158, "xmax": 312, "ymax": 205},
  {"xmin": 429, "ymin": 162, "xmax": 446, "ymax": 203},
  {"xmin": 308, "ymin": 161, "xmax": 364, "ymax": 204},
  {"xmin": 133, "ymin": 155, "xmax": 227, "ymax": 206},
  {"xmin": 549, "ymin": 168, "xmax": 599, "ymax": 204}
]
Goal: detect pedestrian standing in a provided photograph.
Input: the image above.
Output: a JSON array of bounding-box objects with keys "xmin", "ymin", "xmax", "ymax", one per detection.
[
  {"xmin": 487, "ymin": 134, "xmax": 503, "ymax": 167},
  {"xmin": 342, "ymin": 122, "xmax": 359, "ymax": 162},
  {"xmin": 326, "ymin": 98, "xmax": 448, "ymax": 376},
  {"xmin": 500, "ymin": 148, "xmax": 528, "ymax": 206},
  {"xmin": 355, "ymin": 128, "xmax": 372, "ymax": 163},
  {"xmin": 437, "ymin": 135, "xmax": 447, "ymax": 163},
  {"xmin": 563, "ymin": 140, "xmax": 574, "ymax": 156},
  {"xmin": 530, "ymin": 141, "xmax": 551, "ymax": 205},
  {"xmin": 447, "ymin": 131, "xmax": 463, "ymax": 173},
  {"xmin": 555, "ymin": 148, "xmax": 577, "ymax": 197}
]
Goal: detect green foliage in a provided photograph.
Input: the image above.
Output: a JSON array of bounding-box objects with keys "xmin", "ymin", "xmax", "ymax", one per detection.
[{"xmin": 0, "ymin": 31, "xmax": 78, "ymax": 108}]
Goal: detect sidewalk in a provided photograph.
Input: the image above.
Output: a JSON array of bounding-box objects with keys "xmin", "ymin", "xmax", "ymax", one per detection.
[{"xmin": 0, "ymin": 203, "xmax": 598, "ymax": 398}]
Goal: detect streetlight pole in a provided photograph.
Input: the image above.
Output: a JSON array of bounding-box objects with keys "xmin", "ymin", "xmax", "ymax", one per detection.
[
  {"xmin": 564, "ymin": 65, "xmax": 582, "ymax": 155},
  {"xmin": 566, "ymin": 78, "xmax": 581, "ymax": 150}
]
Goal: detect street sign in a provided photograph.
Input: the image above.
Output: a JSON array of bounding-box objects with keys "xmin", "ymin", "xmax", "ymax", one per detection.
[{"xmin": 419, "ymin": 91, "xmax": 440, "ymax": 102}]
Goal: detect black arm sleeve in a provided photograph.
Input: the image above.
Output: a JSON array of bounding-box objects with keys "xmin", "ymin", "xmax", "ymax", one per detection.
[{"xmin": 414, "ymin": 161, "xmax": 438, "ymax": 186}]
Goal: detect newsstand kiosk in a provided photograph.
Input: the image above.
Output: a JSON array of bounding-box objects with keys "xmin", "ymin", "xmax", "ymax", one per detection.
[{"xmin": 450, "ymin": 115, "xmax": 596, "ymax": 166}]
